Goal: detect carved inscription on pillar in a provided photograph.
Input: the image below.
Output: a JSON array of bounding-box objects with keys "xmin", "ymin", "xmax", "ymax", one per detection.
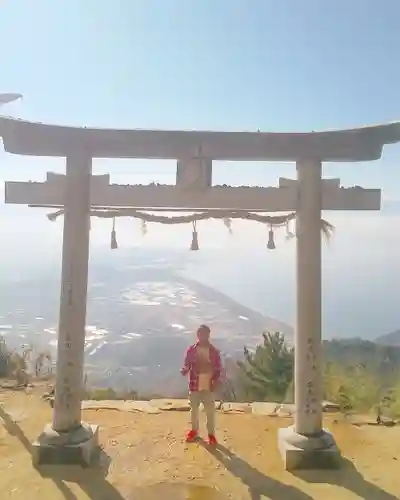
[
  {"xmin": 60, "ymin": 262, "xmax": 75, "ymax": 411},
  {"xmin": 304, "ymin": 337, "xmax": 318, "ymax": 415}
]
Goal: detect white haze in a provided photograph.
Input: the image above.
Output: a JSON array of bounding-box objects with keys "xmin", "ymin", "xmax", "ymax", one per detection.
[{"xmin": 0, "ymin": 200, "xmax": 398, "ymax": 341}]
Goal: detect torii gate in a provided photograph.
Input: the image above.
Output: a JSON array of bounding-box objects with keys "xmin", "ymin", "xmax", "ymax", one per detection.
[{"xmin": 1, "ymin": 116, "xmax": 399, "ymax": 470}]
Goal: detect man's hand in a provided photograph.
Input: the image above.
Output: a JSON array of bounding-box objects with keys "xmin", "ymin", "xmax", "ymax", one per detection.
[
  {"xmin": 181, "ymin": 346, "xmax": 192, "ymax": 376},
  {"xmin": 210, "ymin": 379, "xmax": 219, "ymax": 392}
]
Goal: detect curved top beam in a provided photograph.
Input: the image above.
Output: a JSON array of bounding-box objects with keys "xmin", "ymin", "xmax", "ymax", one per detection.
[{"xmin": 0, "ymin": 116, "xmax": 400, "ymax": 162}]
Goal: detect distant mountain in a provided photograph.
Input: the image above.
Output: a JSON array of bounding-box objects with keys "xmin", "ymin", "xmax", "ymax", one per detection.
[
  {"xmin": 0, "ymin": 251, "xmax": 292, "ymax": 396},
  {"xmin": 323, "ymin": 337, "xmax": 400, "ymax": 374},
  {"xmin": 376, "ymin": 329, "xmax": 400, "ymax": 346}
]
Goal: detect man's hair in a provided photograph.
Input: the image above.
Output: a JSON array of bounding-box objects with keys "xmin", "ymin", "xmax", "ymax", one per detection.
[{"xmin": 199, "ymin": 324, "xmax": 211, "ymax": 333}]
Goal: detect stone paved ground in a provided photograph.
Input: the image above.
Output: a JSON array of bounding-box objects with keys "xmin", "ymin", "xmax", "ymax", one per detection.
[{"xmin": 0, "ymin": 389, "xmax": 399, "ymax": 499}]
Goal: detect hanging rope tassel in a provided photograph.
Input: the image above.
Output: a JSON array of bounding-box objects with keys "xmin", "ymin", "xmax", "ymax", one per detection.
[
  {"xmin": 285, "ymin": 220, "xmax": 295, "ymax": 240},
  {"xmin": 111, "ymin": 217, "xmax": 118, "ymax": 249},
  {"xmin": 267, "ymin": 225, "xmax": 276, "ymax": 250},
  {"xmin": 223, "ymin": 217, "xmax": 233, "ymax": 234},
  {"xmin": 190, "ymin": 220, "xmax": 199, "ymax": 251},
  {"xmin": 141, "ymin": 219, "xmax": 148, "ymax": 236}
]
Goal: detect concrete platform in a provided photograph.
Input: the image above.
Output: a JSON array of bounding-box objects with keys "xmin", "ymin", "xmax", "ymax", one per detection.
[
  {"xmin": 278, "ymin": 425, "xmax": 341, "ymax": 471},
  {"xmin": 32, "ymin": 422, "xmax": 99, "ymax": 466},
  {"xmin": 82, "ymin": 399, "xmax": 161, "ymax": 414}
]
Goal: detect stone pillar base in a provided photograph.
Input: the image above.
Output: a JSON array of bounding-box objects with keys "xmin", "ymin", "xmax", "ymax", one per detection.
[
  {"xmin": 278, "ymin": 425, "xmax": 340, "ymax": 471},
  {"xmin": 32, "ymin": 422, "xmax": 99, "ymax": 467}
]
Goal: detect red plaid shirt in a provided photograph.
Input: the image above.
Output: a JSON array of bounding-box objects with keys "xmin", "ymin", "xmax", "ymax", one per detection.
[{"xmin": 181, "ymin": 342, "xmax": 222, "ymax": 392}]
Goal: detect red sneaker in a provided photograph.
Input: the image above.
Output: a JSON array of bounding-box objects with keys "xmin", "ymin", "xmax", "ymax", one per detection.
[
  {"xmin": 186, "ymin": 430, "xmax": 198, "ymax": 442},
  {"xmin": 208, "ymin": 434, "xmax": 218, "ymax": 446}
]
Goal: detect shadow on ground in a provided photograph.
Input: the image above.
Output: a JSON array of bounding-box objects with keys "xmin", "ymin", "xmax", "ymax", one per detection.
[
  {"xmin": 202, "ymin": 441, "xmax": 398, "ymax": 500},
  {"xmin": 200, "ymin": 440, "xmax": 313, "ymax": 500},
  {"xmin": 292, "ymin": 459, "xmax": 398, "ymax": 500},
  {"xmin": 126, "ymin": 482, "xmax": 229, "ymax": 500},
  {"xmin": 0, "ymin": 405, "xmax": 124, "ymax": 500},
  {"xmin": 2, "ymin": 404, "xmax": 397, "ymax": 500}
]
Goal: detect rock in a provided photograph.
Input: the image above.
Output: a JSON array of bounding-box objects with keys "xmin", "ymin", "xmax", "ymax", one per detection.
[
  {"xmin": 82, "ymin": 400, "xmax": 161, "ymax": 414},
  {"xmin": 322, "ymin": 401, "xmax": 341, "ymax": 413},
  {"xmin": 123, "ymin": 401, "xmax": 162, "ymax": 414},
  {"xmin": 0, "ymin": 381, "xmax": 20, "ymax": 390},
  {"xmin": 380, "ymin": 417, "xmax": 396, "ymax": 427},
  {"xmin": 218, "ymin": 402, "xmax": 252, "ymax": 414},
  {"xmin": 149, "ymin": 399, "xmax": 190, "ymax": 412},
  {"xmin": 349, "ymin": 414, "xmax": 376, "ymax": 426},
  {"xmin": 276, "ymin": 404, "xmax": 294, "ymax": 417},
  {"xmin": 251, "ymin": 402, "xmax": 279, "ymax": 416}
]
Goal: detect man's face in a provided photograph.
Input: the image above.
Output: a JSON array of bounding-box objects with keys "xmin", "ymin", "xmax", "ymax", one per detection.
[{"xmin": 197, "ymin": 326, "xmax": 210, "ymax": 343}]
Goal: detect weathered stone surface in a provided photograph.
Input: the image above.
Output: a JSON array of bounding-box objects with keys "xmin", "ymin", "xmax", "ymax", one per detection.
[
  {"xmin": 322, "ymin": 401, "xmax": 340, "ymax": 413},
  {"xmin": 278, "ymin": 426, "xmax": 341, "ymax": 470},
  {"xmin": 218, "ymin": 402, "xmax": 252, "ymax": 414},
  {"xmin": 251, "ymin": 402, "xmax": 279, "ymax": 416},
  {"xmin": 149, "ymin": 399, "xmax": 191, "ymax": 411},
  {"xmin": 349, "ymin": 414, "xmax": 397, "ymax": 427},
  {"xmin": 0, "ymin": 381, "xmax": 25, "ymax": 390},
  {"xmin": 32, "ymin": 423, "xmax": 99, "ymax": 466},
  {"xmin": 82, "ymin": 400, "xmax": 161, "ymax": 414},
  {"xmin": 79, "ymin": 398, "xmax": 345, "ymax": 418},
  {"xmin": 379, "ymin": 416, "xmax": 397, "ymax": 427},
  {"xmin": 276, "ymin": 404, "xmax": 295, "ymax": 417},
  {"xmin": 347, "ymin": 414, "xmax": 375, "ymax": 426}
]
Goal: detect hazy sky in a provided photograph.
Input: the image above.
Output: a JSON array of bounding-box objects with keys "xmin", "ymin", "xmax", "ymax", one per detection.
[
  {"xmin": 1, "ymin": 1, "xmax": 399, "ymax": 337},
  {"xmin": 0, "ymin": 0, "xmax": 399, "ymax": 251}
]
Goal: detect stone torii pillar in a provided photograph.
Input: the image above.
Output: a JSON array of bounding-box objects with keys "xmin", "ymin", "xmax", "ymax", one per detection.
[
  {"xmin": 32, "ymin": 152, "xmax": 99, "ymax": 466},
  {"xmin": 278, "ymin": 159, "xmax": 338, "ymax": 470}
]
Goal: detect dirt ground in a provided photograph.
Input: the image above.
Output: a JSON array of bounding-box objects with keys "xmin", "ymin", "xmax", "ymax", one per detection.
[{"xmin": 0, "ymin": 389, "xmax": 399, "ymax": 500}]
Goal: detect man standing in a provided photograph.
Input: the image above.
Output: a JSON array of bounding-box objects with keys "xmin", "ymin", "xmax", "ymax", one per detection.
[{"xmin": 181, "ymin": 324, "xmax": 221, "ymax": 445}]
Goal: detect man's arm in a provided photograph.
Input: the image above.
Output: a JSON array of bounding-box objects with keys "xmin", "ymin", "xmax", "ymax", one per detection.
[{"xmin": 180, "ymin": 346, "xmax": 192, "ymax": 375}]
